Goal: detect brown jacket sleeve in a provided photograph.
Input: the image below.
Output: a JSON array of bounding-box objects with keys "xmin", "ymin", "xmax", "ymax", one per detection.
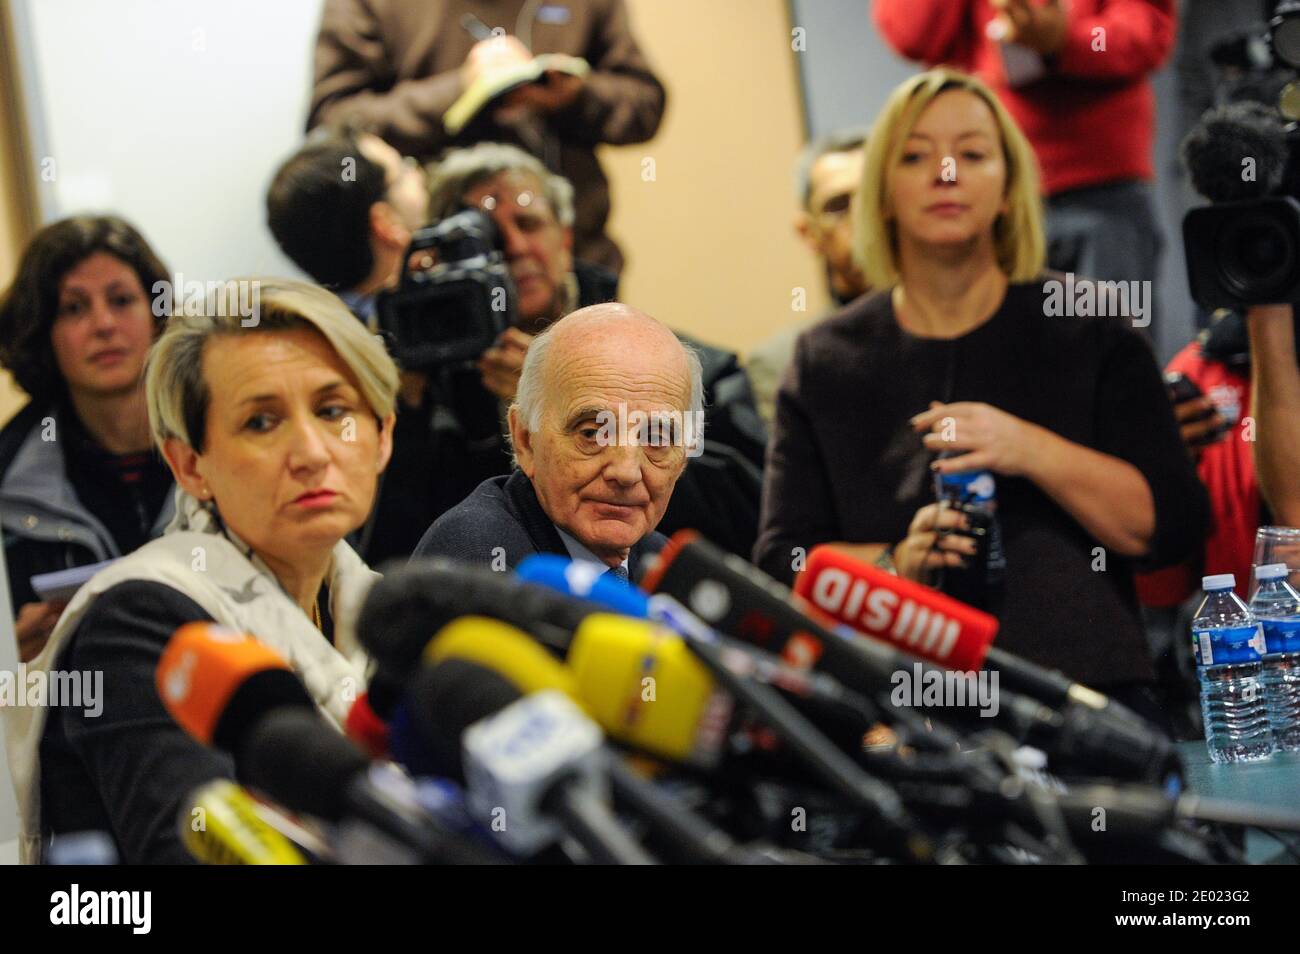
[
  {"xmin": 551, "ymin": 0, "xmax": 666, "ymax": 146},
  {"xmin": 306, "ymin": 0, "xmax": 465, "ymax": 155}
]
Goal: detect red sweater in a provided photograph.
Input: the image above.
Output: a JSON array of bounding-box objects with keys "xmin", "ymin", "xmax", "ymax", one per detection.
[{"xmin": 873, "ymin": 0, "xmax": 1176, "ymax": 196}]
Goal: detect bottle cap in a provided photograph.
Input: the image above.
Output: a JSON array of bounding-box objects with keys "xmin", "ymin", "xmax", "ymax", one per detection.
[
  {"xmin": 1202, "ymin": 573, "xmax": 1235, "ymax": 591},
  {"xmin": 1257, "ymin": 563, "xmax": 1290, "ymax": 581}
]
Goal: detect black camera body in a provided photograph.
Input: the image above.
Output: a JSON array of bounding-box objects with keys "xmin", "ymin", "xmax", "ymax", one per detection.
[
  {"xmin": 1182, "ymin": 6, "xmax": 1300, "ymax": 308},
  {"xmin": 376, "ymin": 208, "xmax": 517, "ymax": 370},
  {"xmin": 1183, "ymin": 195, "xmax": 1300, "ymax": 309}
]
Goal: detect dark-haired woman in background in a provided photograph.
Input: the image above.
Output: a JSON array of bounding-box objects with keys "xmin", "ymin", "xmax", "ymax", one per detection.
[{"xmin": 0, "ymin": 216, "xmax": 174, "ymax": 661}]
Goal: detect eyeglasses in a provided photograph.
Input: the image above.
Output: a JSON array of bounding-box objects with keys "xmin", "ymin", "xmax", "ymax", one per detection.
[{"xmin": 475, "ymin": 189, "xmax": 544, "ymax": 214}]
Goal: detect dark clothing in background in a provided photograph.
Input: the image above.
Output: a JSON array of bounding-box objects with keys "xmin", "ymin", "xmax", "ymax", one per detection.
[
  {"xmin": 307, "ymin": 0, "xmax": 667, "ymax": 272},
  {"xmin": 413, "ymin": 468, "xmax": 666, "ymax": 575},
  {"xmin": 755, "ymin": 278, "xmax": 1209, "ymax": 690},
  {"xmin": 0, "ymin": 401, "xmax": 173, "ymax": 611}
]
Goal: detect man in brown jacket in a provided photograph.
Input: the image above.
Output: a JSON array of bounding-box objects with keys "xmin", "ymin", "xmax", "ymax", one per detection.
[{"xmin": 307, "ymin": 0, "xmax": 666, "ymax": 274}]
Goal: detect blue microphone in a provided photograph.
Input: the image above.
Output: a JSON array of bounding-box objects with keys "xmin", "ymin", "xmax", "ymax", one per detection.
[{"xmin": 515, "ymin": 554, "xmax": 650, "ymax": 618}]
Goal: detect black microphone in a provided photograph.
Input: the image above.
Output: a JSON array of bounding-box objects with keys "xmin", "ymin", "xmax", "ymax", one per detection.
[
  {"xmin": 155, "ymin": 623, "xmax": 502, "ymax": 864},
  {"xmin": 403, "ymin": 652, "xmax": 657, "ymax": 864},
  {"xmin": 242, "ymin": 708, "xmax": 504, "ymax": 864},
  {"xmin": 639, "ymin": 532, "xmax": 1171, "ymax": 783},
  {"xmin": 355, "ymin": 559, "xmax": 609, "ymax": 689},
  {"xmin": 1182, "ymin": 100, "xmax": 1289, "ymax": 203}
]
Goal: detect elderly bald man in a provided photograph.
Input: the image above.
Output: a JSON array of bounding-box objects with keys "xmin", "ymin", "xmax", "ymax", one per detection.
[{"xmin": 412, "ymin": 304, "xmax": 703, "ymax": 578}]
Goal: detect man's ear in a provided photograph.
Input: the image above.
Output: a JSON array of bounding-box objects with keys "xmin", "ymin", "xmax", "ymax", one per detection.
[
  {"xmin": 375, "ymin": 412, "xmax": 396, "ymax": 474},
  {"xmin": 794, "ymin": 210, "xmax": 819, "ymax": 252},
  {"xmin": 369, "ymin": 202, "xmax": 409, "ymax": 250},
  {"xmin": 507, "ymin": 405, "xmax": 536, "ymax": 477},
  {"xmin": 161, "ymin": 437, "xmax": 209, "ymax": 500}
]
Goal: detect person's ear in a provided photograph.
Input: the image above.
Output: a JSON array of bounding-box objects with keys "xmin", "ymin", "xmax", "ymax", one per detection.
[
  {"xmin": 794, "ymin": 210, "xmax": 820, "ymax": 252},
  {"xmin": 162, "ymin": 437, "xmax": 211, "ymax": 501},
  {"xmin": 508, "ymin": 405, "xmax": 536, "ymax": 477},
  {"xmin": 375, "ymin": 412, "xmax": 396, "ymax": 474},
  {"xmin": 369, "ymin": 202, "xmax": 409, "ymax": 250}
]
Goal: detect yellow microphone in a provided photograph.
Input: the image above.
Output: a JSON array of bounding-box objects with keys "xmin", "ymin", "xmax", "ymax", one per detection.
[{"xmin": 179, "ymin": 780, "xmax": 309, "ymax": 865}]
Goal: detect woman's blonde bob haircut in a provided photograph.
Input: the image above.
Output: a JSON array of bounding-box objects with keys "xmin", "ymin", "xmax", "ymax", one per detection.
[
  {"xmin": 854, "ymin": 67, "xmax": 1046, "ymax": 290},
  {"xmin": 146, "ymin": 277, "xmax": 400, "ymax": 453}
]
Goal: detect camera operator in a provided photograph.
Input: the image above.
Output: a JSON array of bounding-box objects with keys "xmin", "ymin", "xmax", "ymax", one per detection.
[{"xmin": 267, "ymin": 127, "xmax": 499, "ymax": 565}]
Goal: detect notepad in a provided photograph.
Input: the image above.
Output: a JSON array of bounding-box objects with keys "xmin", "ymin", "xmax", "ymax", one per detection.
[
  {"xmin": 444, "ymin": 54, "xmax": 590, "ymax": 135},
  {"xmin": 31, "ymin": 559, "xmax": 118, "ymax": 603}
]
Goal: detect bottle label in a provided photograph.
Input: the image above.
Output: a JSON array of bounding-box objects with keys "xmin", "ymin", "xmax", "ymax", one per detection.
[
  {"xmin": 935, "ymin": 469, "xmax": 996, "ymax": 508},
  {"xmin": 1259, "ymin": 617, "xmax": 1300, "ymax": 655},
  {"xmin": 1192, "ymin": 623, "xmax": 1265, "ymax": 666}
]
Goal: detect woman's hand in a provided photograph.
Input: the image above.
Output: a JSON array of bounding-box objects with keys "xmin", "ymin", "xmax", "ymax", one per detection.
[
  {"xmin": 911, "ymin": 400, "xmax": 1045, "ymax": 478},
  {"xmin": 894, "ymin": 502, "xmax": 977, "ymax": 583},
  {"xmin": 15, "ymin": 600, "xmax": 66, "ymax": 662}
]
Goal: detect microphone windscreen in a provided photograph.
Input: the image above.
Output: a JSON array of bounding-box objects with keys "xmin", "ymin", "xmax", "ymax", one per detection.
[
  {"xmin": 156, "ymin": 623, "xmax": 312, "ymax": 753},
  {"xmin": 403, "ymin": 657, "xmax": 528, "ymax": 782},
  {"xmin": 795, "ymin": 545, "xmax": 998, "ymax": 672},
  {"xmin": 241, "ymin": 707, "xmax": 369, "ymax": 822},
  {"xmin": 357, "ymin": 559, "xmax": 605, "ymax": 673},
  {"xmin": 1181, "ymin": 101, "xmax": 1288, "ymax": 202},
  {"xmin": 568, "ymin": 613, "xmax": 729, "ymax": 767},
  {"xmin": 517, "ymin": 554, "xmax": 650, "ymax": 618}
]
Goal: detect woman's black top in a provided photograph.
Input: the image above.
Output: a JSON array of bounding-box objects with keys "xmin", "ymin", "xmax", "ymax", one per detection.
[
  {"xmin": 754, "ymin": 279, "xmax": 1209, "ymax": 689},
  {"xmin": 39, "ymin": 580, "xmax": 334, "ymax": 864}
]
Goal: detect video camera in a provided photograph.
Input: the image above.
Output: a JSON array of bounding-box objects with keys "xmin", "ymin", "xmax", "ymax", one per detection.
[
  {"xmin": 1181, "ymin": 2, "xmax": 1300, "ymax": 309},
  {"xmin": 375, "ymin": 207, "xmax": 518, "ymax": 370}
]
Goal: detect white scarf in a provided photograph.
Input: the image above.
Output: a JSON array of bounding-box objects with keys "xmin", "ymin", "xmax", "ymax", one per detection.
[{"xmin": 2, "ymin": 488, "xmax": 378, "ymax": 864}]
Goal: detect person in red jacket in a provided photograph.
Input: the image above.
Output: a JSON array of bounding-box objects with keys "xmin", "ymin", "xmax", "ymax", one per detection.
[
  {"xmin": 873, "ymin": 0, "xmax": 1176, "ymax": 335},
  {"xmin": 1138, "ymin": 312, "xmax": 1259, "ymax": 609}
]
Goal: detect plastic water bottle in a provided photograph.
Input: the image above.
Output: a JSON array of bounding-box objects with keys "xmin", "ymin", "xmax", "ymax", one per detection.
[
  {"xmin": 1248, "ymin": 563, "xmax": 1300, "ymax": 752},
  {"xmin": 1192, "ymin": 574, "xmax": 1274, "ymax": 763},
  {"xmin": 933, "ymin": 458, "xmax": 1005, "ymax": 613}
]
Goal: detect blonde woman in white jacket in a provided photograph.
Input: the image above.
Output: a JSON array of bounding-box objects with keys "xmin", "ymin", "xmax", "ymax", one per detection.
[{"xmin": 5, "ymin": 278, "xmax": 398, "ymax": 864}]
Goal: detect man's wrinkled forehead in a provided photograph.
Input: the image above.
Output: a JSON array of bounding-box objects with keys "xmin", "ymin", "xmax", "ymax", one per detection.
[{"xmin": 547, "ymin": 335, "xmax": 691, "ymax": 421}]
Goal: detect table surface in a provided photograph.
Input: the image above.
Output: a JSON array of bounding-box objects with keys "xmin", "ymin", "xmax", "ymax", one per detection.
[
  {"xmin": 1177, "ymin": 740, "xmax": 1300, "ymax": 862},
  {"xmin": 1178, "ymin": 741, "xmax": 1300, "ymax": 810}
]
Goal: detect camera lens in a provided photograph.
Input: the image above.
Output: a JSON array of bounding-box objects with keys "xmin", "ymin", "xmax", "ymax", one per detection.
[
  {"xmin": 1216, "ymin": 210, "xmax": 1297, "ymax": 299},
  {"xmin": 1274, "ymin": 8, "xmax": 1300, "ymax": 69}
]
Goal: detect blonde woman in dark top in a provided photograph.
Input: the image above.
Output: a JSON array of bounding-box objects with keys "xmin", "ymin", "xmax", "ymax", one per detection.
[{"xmin": 755, "ymin": 69, "xmax": 1206, "ymax": 707}]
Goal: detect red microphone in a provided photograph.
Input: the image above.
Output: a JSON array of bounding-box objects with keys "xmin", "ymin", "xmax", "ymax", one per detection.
[
  {"xmin": 344, "ymin": 692, "xmax": 390, "ymax": 759},
  {"xmin": 794, "ymin": 545, "xmax": 998, "ymax": 672}
]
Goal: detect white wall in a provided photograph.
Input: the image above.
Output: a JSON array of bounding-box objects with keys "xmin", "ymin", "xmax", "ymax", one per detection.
[
  {"xmin": 3, "ymin": 0, "xmax": 330, "ymax": 864},
  {"xmin": 12, "ymin": 0, "xmax": 324, "ymax": 282}
]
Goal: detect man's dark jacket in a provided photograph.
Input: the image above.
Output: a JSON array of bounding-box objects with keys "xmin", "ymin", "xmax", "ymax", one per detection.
[{"xmin": 412, "ymin": 469, "xmax": 665, "ymax": 575}]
